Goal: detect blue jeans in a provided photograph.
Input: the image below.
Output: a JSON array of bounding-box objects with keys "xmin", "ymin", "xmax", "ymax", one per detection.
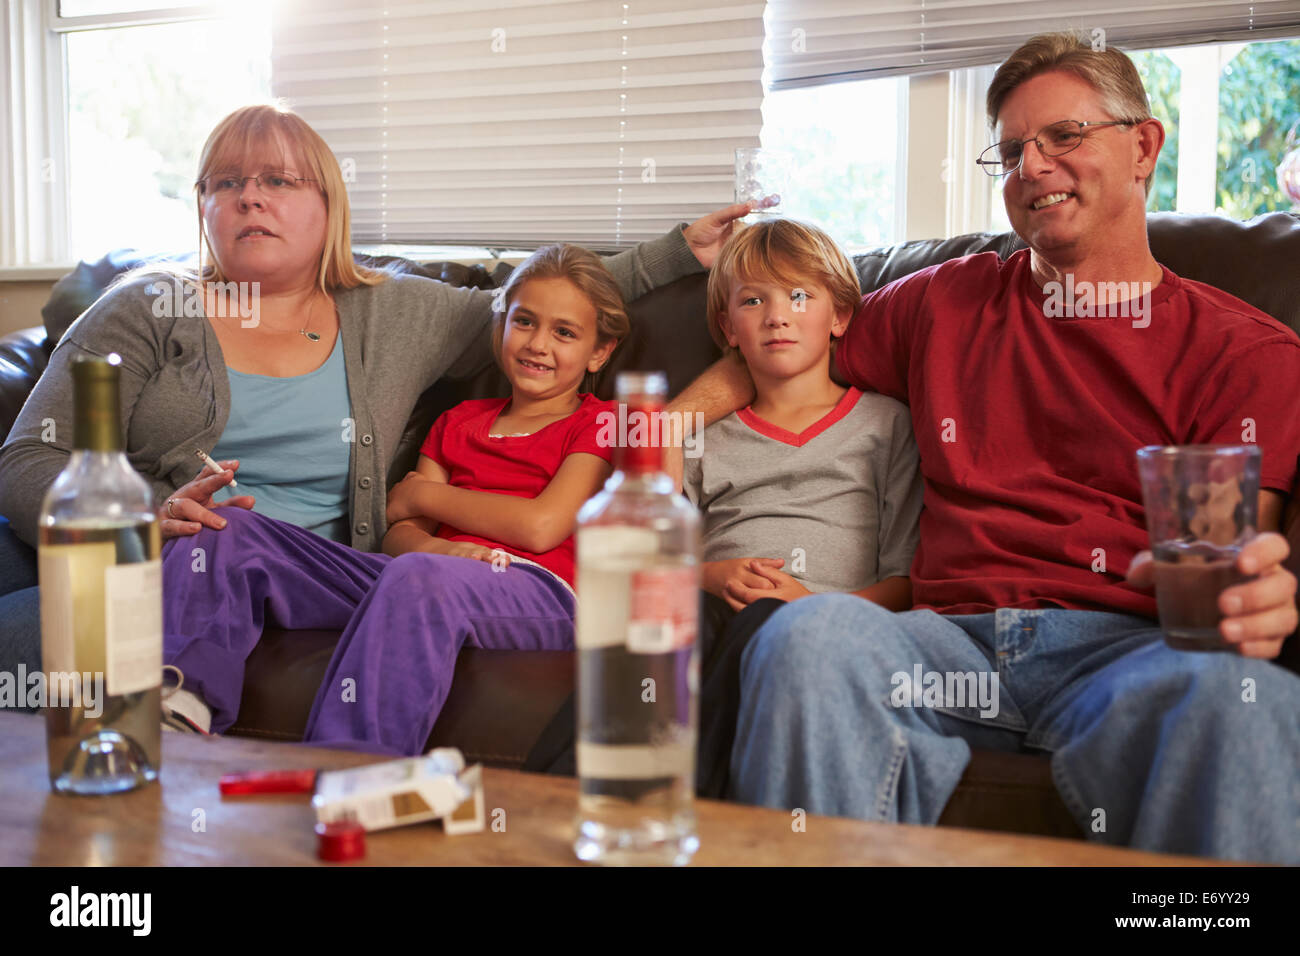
[
  {"xmin": 0, "ymin": 518, "xmax": 40, "ymax": 701},
  {"xmin": 730, "ymin": 594, "xmax": 1300, "ymax": 863}
]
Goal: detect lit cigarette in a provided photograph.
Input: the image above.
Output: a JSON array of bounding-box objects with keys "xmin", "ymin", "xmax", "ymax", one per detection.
[{"xmin": 195, "ymin": 448, "xmax": 237, "ymax": 487}]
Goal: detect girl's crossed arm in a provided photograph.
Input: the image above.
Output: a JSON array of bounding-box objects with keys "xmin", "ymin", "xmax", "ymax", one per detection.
[{"xmin": 385, "ymin": 451, "xmax": 612, "ymax": 557}]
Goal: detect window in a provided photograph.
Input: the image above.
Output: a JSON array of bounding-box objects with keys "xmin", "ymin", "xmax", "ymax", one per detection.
[
  {"xmin": 0, "ymin": 1, "xmax": 269, "ymax": 268},
  {"xmin": 5, "ymin": 3, "xmax": 1299, "ymax": 268},
  {"xmin": 760, "ymin": 76, "xmax": 903, "ymax": 250},
  {"xmin": 65, "ymin": 16, "xmax": 271, "ymax": 259},
  {"xmin": 1131, "ymin": 38, "xmax": 1300, "ymax": 217}
]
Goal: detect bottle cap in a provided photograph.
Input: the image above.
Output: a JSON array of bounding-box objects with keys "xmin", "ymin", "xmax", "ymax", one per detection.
[
  {"xmin": 315, "ymin": 821, "xmax": 366, "ymax": 862},
  {"xmin": 613, "ymin": 370, "xmax": 670, "ymax": 475}
]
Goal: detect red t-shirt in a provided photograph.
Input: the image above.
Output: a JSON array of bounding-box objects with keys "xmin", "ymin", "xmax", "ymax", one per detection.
[
  {"xmin": 837, "ymin": 248, "xmax": 1300, "ymax": 617},
  {"xmin": 417, "ymin": 393, "xmax": 615, "ymax": 587}
]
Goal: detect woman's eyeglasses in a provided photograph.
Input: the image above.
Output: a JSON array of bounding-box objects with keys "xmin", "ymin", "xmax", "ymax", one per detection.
[{"xmin": 199, "ymin": 172, "xmax": 319, "ymax": 197}]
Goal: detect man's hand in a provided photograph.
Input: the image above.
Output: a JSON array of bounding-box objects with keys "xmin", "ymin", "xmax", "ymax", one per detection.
[
  {"xmin": 683, "ymin": 200, "xmax": 767, "ymax": 269},
  {"xmin": 1126, "ymin": 532, "xmax": 1297, "ymax": 659}
]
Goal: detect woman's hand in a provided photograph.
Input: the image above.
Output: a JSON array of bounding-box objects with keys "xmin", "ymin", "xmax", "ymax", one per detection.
[
  {"xmin": 160, "ymin": 460, "xmax": 255, "ymax": 539},
  {"xmin": 683, "ymin": 200, "xmax": 774, "ymax": 269}
]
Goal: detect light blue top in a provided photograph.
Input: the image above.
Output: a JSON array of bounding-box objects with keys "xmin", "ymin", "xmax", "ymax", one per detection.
[{"xmin": 210, "ymin": 336, "xmax": 353, "ymax": 543}]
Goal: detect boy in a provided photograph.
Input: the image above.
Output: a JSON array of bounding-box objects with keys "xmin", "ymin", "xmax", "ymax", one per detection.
[{"xmin": 684, "ymin": 218, "xmax": 923, "ymax": 796}]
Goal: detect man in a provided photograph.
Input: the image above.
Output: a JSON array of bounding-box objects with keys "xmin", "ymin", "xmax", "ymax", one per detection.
[{"xmin": 672, "ymin": 32, "xmax": 1300, "ymax": 862}]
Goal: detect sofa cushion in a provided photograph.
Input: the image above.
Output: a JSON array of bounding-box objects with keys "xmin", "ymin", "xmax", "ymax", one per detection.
[{"xmin": 230, "ymin": 631, "xmax": 575, "ymax": 768}]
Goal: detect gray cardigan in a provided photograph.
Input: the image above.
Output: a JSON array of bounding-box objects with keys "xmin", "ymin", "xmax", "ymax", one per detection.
[{"xmin": 0, "ymin": 227, "xmax": 703, "ymax": 550}]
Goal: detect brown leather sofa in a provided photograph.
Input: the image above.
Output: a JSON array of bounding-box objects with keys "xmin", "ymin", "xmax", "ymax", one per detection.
[{"xmin": 4, "ymin": 211, "xmax": 1299, "ymax": 841}]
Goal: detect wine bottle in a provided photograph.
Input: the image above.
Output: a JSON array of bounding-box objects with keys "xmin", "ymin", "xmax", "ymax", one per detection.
[
  {"xmin": 573, "ymin": 371, "xmax": 701, "ymax": 865},
  {"xmin": 38, "ymin": 353, "xmax": 162, "ymax": 795}
]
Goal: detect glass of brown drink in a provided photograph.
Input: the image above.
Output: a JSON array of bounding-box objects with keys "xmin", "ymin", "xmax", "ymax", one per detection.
[{"xmin": 1135, "ymin": 445, "xmax": 1261, "ymax": 651}]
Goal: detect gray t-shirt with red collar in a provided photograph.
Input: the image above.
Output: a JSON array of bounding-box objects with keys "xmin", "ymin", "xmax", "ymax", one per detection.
[{"xmin": 682, "ymin": 387, "xmax": 922, "ymax": 593}]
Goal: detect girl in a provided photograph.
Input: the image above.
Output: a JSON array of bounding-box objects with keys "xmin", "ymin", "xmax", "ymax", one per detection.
[
  {"xmin": 301, "ymin": 244, "xmax": 627, "ymax": 753},
  {"xmin": 161, "ymin": 244, "xmax": 628, "ymax": 754}
]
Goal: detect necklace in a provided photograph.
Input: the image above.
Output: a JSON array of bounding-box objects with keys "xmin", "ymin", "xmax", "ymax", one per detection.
[{"xmin": 300, "ymin": 292, "xmax": 322, "ymax": 342}]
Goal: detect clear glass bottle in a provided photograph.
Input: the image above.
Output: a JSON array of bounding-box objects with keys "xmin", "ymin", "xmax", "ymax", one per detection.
[
  {"xmin": 39, "ymin": 353, "xmax": 162, "ymax": 794},
  {"xmin": 573, "ymin": 371, "xmax": 701, "ymax": 865}
]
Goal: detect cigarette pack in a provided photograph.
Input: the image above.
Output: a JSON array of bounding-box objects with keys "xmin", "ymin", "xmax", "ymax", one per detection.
[{"xmin": 312, "ymin": 748, "xmax": 484, "ymax": 834}]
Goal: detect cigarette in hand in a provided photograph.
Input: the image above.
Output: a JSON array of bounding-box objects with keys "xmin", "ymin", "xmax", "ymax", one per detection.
[{"xmin": 195, "ymin": 448, "xmax": 237, "ymax": 487}]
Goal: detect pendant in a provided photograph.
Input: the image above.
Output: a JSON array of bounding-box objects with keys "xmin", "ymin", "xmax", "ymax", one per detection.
[{"xmin": 301, "ymin": 330, "xmax": 321, "ymax": 342}]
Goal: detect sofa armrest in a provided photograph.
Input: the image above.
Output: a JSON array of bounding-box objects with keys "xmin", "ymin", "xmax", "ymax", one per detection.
[{"xmin": 0, "ymin": 327, "xmax": 50, "ymax": 446}]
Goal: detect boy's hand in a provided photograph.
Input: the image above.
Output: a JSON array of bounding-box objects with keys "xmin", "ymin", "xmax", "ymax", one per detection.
[
  {"xmin": 1125, "ymin": 532, "xmax": 1296, "ymax": 659},
  {"xmin": 704, "ymin": 557, "xmax": 783, "ymax": 612},
  {"xmin": 728, "ymin": 561, "xmax": 813, "ymax": 607}
]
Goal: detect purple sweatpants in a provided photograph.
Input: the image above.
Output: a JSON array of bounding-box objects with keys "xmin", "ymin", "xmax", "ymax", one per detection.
[{"xmin": 162, "ymin": 508, "xmax": 576, "ymax": 755}]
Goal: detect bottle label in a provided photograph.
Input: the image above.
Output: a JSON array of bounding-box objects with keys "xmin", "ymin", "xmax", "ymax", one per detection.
[
  {"xmin": 104, "ymin": 560, "xmax": 163, "ymax": 695},
  {"xmin": 37, "ymin": 544, "xmax": 111, "ymax": 677},
  {"xmin": 576, "ymin": 739, "xmax": 695, "ymax": 779},
  {"xmin": 626, "ymin": 568, "xmax": 697, "ymax": 653}
]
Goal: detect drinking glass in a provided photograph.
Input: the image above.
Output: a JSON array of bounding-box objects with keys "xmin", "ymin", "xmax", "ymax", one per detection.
[
  {"xmin": 1135, "ymin": 444, "xmax": 1261, "ymax": 651},
  {"xmin": 734, "ymin": 147, "xmax": 788, "ymax": 219}
]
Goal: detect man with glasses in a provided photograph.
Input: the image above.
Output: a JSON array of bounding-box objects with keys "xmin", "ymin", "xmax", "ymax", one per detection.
[{"xmin": 681, "ymin": 32, "xmax": 1300, "ymax": 862}]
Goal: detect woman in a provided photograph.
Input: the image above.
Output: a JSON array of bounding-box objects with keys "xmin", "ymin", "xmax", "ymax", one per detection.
[{"xmin": 0, "ymin": 104, "xmax": 750, "ymax": 688}]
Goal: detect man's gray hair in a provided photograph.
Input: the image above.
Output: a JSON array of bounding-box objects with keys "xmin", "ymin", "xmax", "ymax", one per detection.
[{"xmin": 986, "ymin": 32, "xmax": 1155, "ymax": 195}]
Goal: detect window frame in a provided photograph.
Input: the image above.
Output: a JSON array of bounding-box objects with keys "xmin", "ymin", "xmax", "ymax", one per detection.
[{"xmin": 49, "ymin": 1, "xmax": 224, "ymax": 32}]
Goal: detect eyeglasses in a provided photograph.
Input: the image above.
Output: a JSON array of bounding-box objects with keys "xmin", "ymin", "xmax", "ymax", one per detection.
[
  {"xmin": 976, "ymin": 119, "xmax": 1143, "ymax": 177},
  {"xmin": 199, "ymin": 171, "xmax": 319, "ymax": 198}
]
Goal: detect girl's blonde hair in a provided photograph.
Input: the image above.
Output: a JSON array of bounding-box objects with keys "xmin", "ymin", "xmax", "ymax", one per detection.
[
  {"xmin": 194, "ymin": 103, "xmax": 388, "ymax": 291},
  {"xmin": 706, "ymin": 218, "xmax": 861, "ymax": 351},
  {"xmin": 493, "ymin": 244, "xmax": 630, "ymax": 389}
]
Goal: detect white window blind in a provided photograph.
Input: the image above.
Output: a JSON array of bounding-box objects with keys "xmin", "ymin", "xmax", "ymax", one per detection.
[
  {"xmin": 767, "ymin": 1, "xmax": 1300, "ymax": 90},
  {"xmin": 272, "ymin": 0, "xmax": 765, "ymax": 249}
]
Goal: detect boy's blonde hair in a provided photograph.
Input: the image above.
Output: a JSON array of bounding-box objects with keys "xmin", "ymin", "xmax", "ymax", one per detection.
[
  {"xmin": 706, "ymin": 218, "xmax": 861, "ymax": 352},
  {"xmin": 493, "ymin": 244, "xmax": 630, "ymax": 388}
]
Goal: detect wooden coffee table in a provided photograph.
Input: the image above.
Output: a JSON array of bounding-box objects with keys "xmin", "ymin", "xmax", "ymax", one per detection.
[{"xmin": 0, "ymin": 712, "xmax": 1221, "ymax": 866}]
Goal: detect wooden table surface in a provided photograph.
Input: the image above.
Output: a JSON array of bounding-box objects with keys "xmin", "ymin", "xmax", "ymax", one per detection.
[{"xmin": 0, "ymin": 712, "xmax": 1222, "ymax": 866}]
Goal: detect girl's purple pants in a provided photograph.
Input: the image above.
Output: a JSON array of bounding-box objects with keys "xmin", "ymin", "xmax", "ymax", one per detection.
[{"xmin": 161, "ymin": 508, "xmax": 575, "ymax": 755}]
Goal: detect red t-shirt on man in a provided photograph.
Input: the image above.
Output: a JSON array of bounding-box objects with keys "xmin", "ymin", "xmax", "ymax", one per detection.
[
  {"xmin": 417, "ymin": 393, "xmax": 615, "ymax": 588},
  {"xmin": 836, "ymin": 248, "xmax": 1300, "ymax": 617}
]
